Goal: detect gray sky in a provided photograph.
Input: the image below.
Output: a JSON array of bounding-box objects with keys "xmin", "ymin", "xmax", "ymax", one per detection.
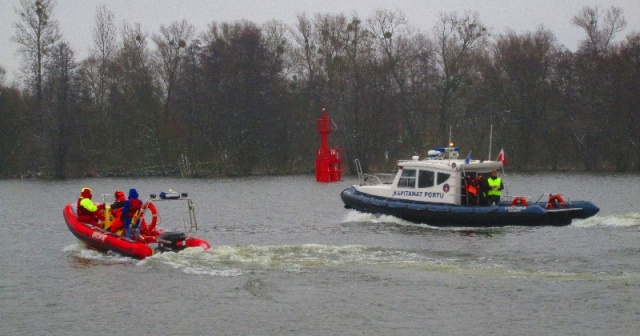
[{"xmin": 2, "ymin": 0, "xmax": 639, "ymax": 84}]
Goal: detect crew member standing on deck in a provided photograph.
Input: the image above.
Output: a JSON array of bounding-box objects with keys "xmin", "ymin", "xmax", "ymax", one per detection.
[
  {"xmin": 121, "ymin": 188, "xmax": 142, "ymax": 239},
  {"xmin": 465, "ymin": 174, "xmax": 480, "ymax": 205},
  {"xmin": 476, "ymin": 173, "xmax": 487, "ymax": 205},
  {"xmin": 486, "ymin": 170, "xmax": 504, "ymax": 206}
]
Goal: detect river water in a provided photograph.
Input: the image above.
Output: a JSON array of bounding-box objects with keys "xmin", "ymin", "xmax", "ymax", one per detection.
[{"xmin": 1, "ymin": 173, "xmax": 639, "ymax": 335}]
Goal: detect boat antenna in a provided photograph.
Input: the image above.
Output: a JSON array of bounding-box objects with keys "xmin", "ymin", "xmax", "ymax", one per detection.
[
  {"xmin": 448, "ymin": 125, "xmax": 452, "ymax": 146},
  {"xmin": 488, "ymin": 124, "xmax": 493, "ymax": 160}
]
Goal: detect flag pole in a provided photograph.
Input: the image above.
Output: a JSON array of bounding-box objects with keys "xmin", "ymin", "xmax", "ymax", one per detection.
[{"xmin": 488, "ymin": 124, "xmax": 493, "ymax": 160}]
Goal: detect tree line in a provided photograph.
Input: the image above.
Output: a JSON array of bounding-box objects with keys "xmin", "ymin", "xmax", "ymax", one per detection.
[{"xmin": 1, "ymin": 1, "xmax": 638, "ymax": 179}]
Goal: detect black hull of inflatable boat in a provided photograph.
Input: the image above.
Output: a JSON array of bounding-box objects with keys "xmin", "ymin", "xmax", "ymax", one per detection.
[{"xmin": 341, "ymin": 187, "xmax": 599, "ymax": 227}]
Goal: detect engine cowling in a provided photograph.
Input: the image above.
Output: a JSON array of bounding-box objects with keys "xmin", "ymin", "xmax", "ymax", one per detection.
[{"xmin": 156, "ymin": 232, "xmax": 188, "ymax": 253}]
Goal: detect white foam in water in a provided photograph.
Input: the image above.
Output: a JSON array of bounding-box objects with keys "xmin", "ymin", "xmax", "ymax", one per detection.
[
  {"xmin": 345, "ymin": 210, "xmax": 640, "ymax": 230},
  {"xmin": 200, "ymin": 243, "xmax": 431, "ymax": 268},
  {"xmin": 182, "ymin": 267, "xmax": 243, "ymax": 276},
  {"xmin": 571, "ymin": 213, "xmax": 640, "ymax": 228},
  {"xmin": 342, "ymin": 210, "xmax": 413, "ymax": 226},
  {"xmin": 67, "ymin": 241, "xmax": 624, "ymax": 280},
  {"xmin": 341, "ymin": 210, "xmax": 378, "ymax": 223},
  {"xmin": 62, "ymin": 243, "xmax": 135, "ymax": 262},
  {"xmin": 141, "ymin": 246, "xmax": 244, "ymax": 277},
  {"xmin": 342, "ymin": 210, "xmax": 484, "ymax": 231}
]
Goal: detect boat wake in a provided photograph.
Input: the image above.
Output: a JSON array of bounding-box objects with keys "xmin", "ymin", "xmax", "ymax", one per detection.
[
  {"xmin": 63, "ymin": 242, "xmax": 640, "ymax": 282},
  {"xmin": 571, "ymin": 213, "xmax": 640, "ymax": 228},
  {"xmin": 342, "ymin": 210, "xmax": 412, "ymax": 226},
  {"xmin": 343, "ymin": 210, "xmax": 640, "ymax": 229},
  {"xmin": 342, "ymin": 210, "xmax": 507, "ymax": 233}
]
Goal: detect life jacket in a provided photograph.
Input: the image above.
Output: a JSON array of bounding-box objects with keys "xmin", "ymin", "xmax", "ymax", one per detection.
[
  {"xmin": 466, "ymin": 178, "xmax": 478, "ymax": 196},
  {"xmin": 77, "ymin": 197, "xmax": 85, "ymax": 215},
  {"xmin": 109, "ymin": 207, "xmax": 124, "ymax": 233},
  {"xmin": 111, "ymin": 206, "xmax": 124, "ymax": 218},
  {"xmin": 487, "ymin": 177, "xmax": 502, "ymax": 196},
  {"xmin": 125, "ymin": 198, "xmax": 143, "ymax": 218},
  {"xmin": 77, "ymin": 197, "xmax": 103, "ymax": 225},
  {"xmin": 77, "ymin": 197, "xmax": 94, "ymax": 216}
]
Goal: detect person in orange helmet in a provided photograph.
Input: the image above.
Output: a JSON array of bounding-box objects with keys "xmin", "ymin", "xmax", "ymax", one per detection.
[{"xmin": 108, "ymin": 191, "xmax": 127, "ymax": 234}]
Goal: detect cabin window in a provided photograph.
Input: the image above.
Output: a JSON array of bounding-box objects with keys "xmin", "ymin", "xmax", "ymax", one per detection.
[
  {"xmin": 418, "ymin": 170, "xmax": 434, "ymax": 188},
  {"xmin": 398, "ymin": 169, "xmax": 416, "ymax": 188},
  {"xmin": 437, "ymin": 172, "xmax": 451, "ymax": 185}
]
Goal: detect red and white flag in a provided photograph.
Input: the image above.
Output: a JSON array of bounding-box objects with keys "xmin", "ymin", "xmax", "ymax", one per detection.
[{"xmin": 496, "ymin": 148, "xmax": 505, "ymax": 166}]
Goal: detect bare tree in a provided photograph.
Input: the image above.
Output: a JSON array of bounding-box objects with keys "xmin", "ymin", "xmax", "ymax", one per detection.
[
  {"xmin": 44, "ymin": 41, "xmax": 76, "ymax": 178},
  {"xmin": 12, "ymin": 0, "xmax": 61, "ymax": 105},
  {"xmin": 616, "ymin": 33, "xmax": 640, "ymax": 166},
  {"xmin": 491, "ymin": 28, "xmax": 563, "ymax": 169},
  {"xmin": 572, "ymin": 6, "xmax": 627, "ymax": 55},
  {"xmin": 263, "ymin": 20, "xmax": 293, "ymax": 78},
  {"xmin": 91, "ymin": 4, "xmax": 117, "ymax": 118},
  {"xmin": 367, "ymin": 9, "xmax": 421, "ymax": 148},
  {"xmin": 292, "ymin": 15, "xmax": 316, "ymax": 81},
  {"xmin": 0, "ymin": 65, "xmax": 6, "ymax": 85},
  {"xmin": 433, "ymin": 11, "xmax": 488, "ymax": 133},
  {"xmin": 12, "ymin": 0, "xmax": 61, "ymax": 174},
  {"xmin": 152, "ymin": 20, "xmax": 194, "ymax": 117},
  {"xmin": 115, "ymin": 22, "xmax": 166, "ymax": 172}
]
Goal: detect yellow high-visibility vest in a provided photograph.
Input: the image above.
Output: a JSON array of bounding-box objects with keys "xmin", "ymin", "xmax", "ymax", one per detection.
[{"xmin": 487, "ymin": 177, "xmax": 502, "ymax": 196}]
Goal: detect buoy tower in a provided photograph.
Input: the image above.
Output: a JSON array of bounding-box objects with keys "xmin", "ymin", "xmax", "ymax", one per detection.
[{"xmin": 316, "ymin": 107, "xmax": 344, "ymax": 182}]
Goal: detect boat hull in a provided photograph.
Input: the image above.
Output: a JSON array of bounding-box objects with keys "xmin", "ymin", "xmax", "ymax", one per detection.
[
  {"xmin": 341, "ymin": 187, "xmax": 599, "ymax": 227},
  {"xmin": 63, "ymin": 204, "xmax": 210, "ymax": 259}
]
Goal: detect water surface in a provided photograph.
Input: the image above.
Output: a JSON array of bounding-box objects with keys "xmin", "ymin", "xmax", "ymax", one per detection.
[{"xmin": 1, "ymin": 173, "xmax": 638, "ymax": 335}]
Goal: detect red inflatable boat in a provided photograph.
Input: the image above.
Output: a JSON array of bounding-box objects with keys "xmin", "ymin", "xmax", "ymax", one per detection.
[{"xmin": 63, "ymin": 192, "xmax": 211, "ymax": 259}]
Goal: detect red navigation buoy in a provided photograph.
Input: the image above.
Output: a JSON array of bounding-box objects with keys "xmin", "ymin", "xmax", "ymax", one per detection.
[{"xmin": 315, "ymin": 107, "xmax": 344, "ymax": 182}]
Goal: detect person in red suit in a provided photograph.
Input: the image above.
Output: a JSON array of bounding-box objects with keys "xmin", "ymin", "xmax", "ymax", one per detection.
[
  {"xmin": 77, "ymin": 188, "xmax": 104, "ymax": 227},
  {"xmin": 107, "ymin": 191, "xmax": 127, "ymax": 234}
]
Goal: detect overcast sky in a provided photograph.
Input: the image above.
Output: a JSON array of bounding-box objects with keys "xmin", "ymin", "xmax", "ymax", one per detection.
[{"xmin": 2, "ymin": 0, "xmax": 639, "ymax": 84}]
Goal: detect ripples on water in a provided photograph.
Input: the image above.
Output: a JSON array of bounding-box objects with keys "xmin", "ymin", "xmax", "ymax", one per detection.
[{"xmin": 3, "ymin": 174, "xmax": 640, "ymax": 335}]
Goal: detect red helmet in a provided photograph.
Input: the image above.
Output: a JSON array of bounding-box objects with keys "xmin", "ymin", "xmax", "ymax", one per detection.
[
  {"xmin": 114, "ymin": 190, "xmax": 126, "ymax": 202},
  {"xmin": 81, "ymin": 188, "xmax": 92, "ymax": 198}
]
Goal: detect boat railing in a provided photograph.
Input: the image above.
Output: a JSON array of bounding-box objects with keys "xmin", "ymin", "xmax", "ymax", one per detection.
[
  {"xmin": 143, "ymin": 193, "xmax": 199, "ymax": 236},
  {"xmin": 501, "ymin": 194, "xmax": 572, "ymax": 207},
  {"xmin": 540, "ymin": 193, "xmax": 571, "ymax": 208},
  {"xmin": 361, "ymin": 173, "xmax": 395, "ymax": 186},
  {"xmin": 355, "ymin": 159, "xmax": 395, "ymax": 186},
  {"xmin": 502, "ymin": 194, "xmax": 524, "ymax": 205},
  {"xmin": 354, "ymin": 158, "xmax": 366, "ymax": 181},
  {"xmin": 100, "ymin": 194, "xmax": 115, "ymax": 204}
]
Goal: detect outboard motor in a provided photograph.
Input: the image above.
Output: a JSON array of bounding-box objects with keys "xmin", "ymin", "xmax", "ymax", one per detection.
[{"xmin": 156, "ymin": 232, "xmax": 188, "ymax": 253}]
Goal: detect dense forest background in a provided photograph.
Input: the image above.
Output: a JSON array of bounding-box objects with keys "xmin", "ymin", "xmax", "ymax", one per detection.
[{"xmin": 1, "ymin": 1, "xmax": 639, "ymax": 179}]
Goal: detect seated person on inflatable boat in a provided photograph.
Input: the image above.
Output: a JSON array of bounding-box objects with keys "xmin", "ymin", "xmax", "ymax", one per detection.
[
  {"xmin": 77, "ymin": 187, "xmax": 104, "ymax": 227},
  {"xmin": 104, "ymin": 190, "xmax": 127, "ymax": 234}
]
